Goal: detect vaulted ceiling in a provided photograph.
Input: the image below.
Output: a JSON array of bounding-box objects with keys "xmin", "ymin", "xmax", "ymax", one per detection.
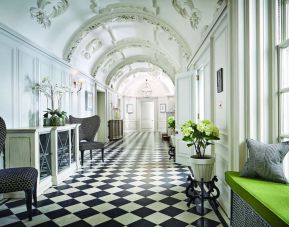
[{"xmin": 0, "ymin": 0, "xmax": 222, "ymax": 96}]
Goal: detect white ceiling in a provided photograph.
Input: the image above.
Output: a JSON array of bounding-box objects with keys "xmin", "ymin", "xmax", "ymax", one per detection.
[{"xmin": 0, "ymin": 0, "xmax": 222, "ymax": 97}]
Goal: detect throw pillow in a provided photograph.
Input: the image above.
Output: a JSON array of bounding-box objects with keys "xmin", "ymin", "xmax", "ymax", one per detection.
[{"xmin": 240, "ymin": 139, "xmax": 289, "ymax": 183}]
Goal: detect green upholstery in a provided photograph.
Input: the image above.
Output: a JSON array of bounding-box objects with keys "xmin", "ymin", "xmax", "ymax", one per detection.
[{"xmin": 225, "ymin": 171, "xmax": 289, "ymax": 226}]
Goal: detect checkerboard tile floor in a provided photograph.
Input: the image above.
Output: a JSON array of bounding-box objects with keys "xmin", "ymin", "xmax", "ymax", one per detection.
[{"xmin": 0, "ymin": 132, "xmax": 228, "ymax": 226}]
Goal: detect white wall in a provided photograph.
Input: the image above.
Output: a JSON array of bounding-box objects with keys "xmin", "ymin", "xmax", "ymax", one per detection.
[
  {"xmin": 0, "ymin": 24, "xmax": 99, "ymax": 169},
  {"xmin": 186, "ymin": 8, "xmax": 230, "ymax": 214},
  {"xmin": 0, "ymin": 24, "xmax": 96, "ymax": 130}
]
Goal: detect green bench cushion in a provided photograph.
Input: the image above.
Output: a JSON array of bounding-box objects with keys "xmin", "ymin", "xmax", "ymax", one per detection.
[{"xmin": 225, "ymin": 171, "xmax": 289, "ymax": 226}]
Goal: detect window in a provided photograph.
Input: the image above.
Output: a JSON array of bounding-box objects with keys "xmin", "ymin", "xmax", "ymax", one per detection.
[{"xmin": 277, "ymin": 0, "xmax": 289, "ymax": 179}]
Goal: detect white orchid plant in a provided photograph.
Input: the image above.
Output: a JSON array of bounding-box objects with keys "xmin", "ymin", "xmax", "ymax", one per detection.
[
  {"xmin": 181, "ymin": 120, "xmax": 220, "ymax": 158},
  {"xmin": 33, "ymin": 77, "xmax": 70, "ymax": 118}
]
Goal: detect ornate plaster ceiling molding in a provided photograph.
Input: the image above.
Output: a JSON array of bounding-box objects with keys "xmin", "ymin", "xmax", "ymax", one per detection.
[
  {"xmin": 172, "ymin": 0, "xmax": 201, "ymax": 30},
  {"xmin": 63, "ymin": 8, "xmax": 191, "ymax": 62},
  {"xmin": 30, "ymin": 0, "xmax": 69, "ymax": 28},
  {"xmin": 91, "ymin": 38, "xmax": 180, "ymax": 76},
  {"xmin": 81, "ymin": 38, "xmax": 102, "ymax": 60},
  {"xmin": 105, "ymin": 55, "xmax": 175, "ymax": 85}
]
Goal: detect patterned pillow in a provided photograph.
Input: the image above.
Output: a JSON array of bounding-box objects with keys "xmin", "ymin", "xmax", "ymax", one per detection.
[{"xmin": 240, "ymin": 139, "xmax": 289, "ymax": 183}]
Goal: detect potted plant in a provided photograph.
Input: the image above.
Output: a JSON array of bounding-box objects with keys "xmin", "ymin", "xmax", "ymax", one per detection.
[
  {"xmin": 181, "ymin": 120, "xmax": 220, "ymax": 182},
  {"xmin": 168, "ymin": 116, "xmax": 176, "ymax": 146},
  {"xmin": 33, "ymin": 77, "xmax": 70, "ymax": 126}
]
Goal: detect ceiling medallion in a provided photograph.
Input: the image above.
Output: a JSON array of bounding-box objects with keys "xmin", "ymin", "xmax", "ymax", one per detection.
[
  {"xmin": 172, "ymin": 0, "xmax": 201, "ymax": 30},
  {"xmin": 30, "ymin": 0, "xmax": 69, "ymax": 28}
]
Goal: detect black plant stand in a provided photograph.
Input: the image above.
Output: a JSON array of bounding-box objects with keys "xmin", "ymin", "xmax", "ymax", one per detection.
[
  {"xmin": 168, "ymin": 145, "xmax": 175, "ymax": 160},
  {"xmin": 185, "ymin": 174, "xmax": 220, "ymax": 215}
]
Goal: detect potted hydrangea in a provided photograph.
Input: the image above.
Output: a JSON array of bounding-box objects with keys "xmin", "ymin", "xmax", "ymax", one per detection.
[
  {"xmin": 181, "ymin": 120, "xmax": 220, "ymax": 181},
  {"xmin": 167, "ymin": 116, "xmax": 175, "ymax": 133},
  {"xmin": 167, "ymin": 116, "xmax": 176, "ymax": 146}
]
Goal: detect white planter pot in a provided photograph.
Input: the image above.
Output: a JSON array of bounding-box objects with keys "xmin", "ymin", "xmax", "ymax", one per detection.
[{"xmin": 191, "ymin": 155, "xmax": 215, "ymax": 182}]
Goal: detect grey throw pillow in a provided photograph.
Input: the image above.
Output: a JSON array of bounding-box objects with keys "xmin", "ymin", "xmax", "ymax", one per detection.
[{"xmin": 240, "ymin": 139, "xmax": 289, "ymax": 183}]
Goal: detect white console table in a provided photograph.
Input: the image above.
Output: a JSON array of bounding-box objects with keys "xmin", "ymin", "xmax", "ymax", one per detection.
[{"xmin": 4, "ymin": 124, "xmax": 80, "ymax": 198}]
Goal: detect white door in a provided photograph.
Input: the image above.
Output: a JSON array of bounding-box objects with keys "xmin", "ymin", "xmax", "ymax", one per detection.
[
  {"xmin": 141, "ymin": 101, "xmax": 154, "ymax": 131},
  {"xmin": 175, "ymin": 71, "xmax": 197, "ymax": 165}
]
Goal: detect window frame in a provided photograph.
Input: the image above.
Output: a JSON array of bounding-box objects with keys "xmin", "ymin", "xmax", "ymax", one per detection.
[{"xmin": 277, "ymin": 0, "xmax": 289, "ymax": 140}]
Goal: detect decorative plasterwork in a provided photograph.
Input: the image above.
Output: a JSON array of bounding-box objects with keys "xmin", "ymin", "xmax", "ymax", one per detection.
[
  {"xmin": 93, "ymin": 3, "xmax": 154, "ymax": 15},
  {"xmin": 101, "ymin": 52, "xmax": 124, "ymax": 74},
  {"xmin": 30, "ymin": 0, "xmax": 69, "ymax": 28},
  {"xmin": 91, "ymin": 38, "xmax": 180, "ymax": 76},
  {"xmin": 63, "ymin": 8, "xmax": 191, "ymax": 62},
  {"xmin": 172, "ymin": 0, "xmax": 201, "ymax": 30},
  {"xmin": 105, "ymin": 55, "xmax": 175, "ymax": 85},
  {"xmin": 81, "ymin": 38, "xmax": 102, "ymax": 60}
]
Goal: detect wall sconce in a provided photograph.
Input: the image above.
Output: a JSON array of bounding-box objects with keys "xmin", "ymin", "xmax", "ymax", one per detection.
[{"xmin": 73, "ymin": 80, "xmax": 83, "ymax": 94}]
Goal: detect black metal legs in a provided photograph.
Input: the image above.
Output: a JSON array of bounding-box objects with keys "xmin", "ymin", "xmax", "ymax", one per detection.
[
  {"xmin": 168, "ymin": 145, "xmax": 175, "ymax": 160},
  {"xmin": 80, "ymin": 149, "xmax": 104, "ymax": 165},
  {"xmin": 185, "ymin": 175, "xmax": 220, "ymax": 215}
]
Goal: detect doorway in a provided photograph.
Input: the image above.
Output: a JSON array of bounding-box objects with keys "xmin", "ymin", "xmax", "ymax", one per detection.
[{"xmin": 140, "ymin": 101, "xmax": 155, "ymax": 131}]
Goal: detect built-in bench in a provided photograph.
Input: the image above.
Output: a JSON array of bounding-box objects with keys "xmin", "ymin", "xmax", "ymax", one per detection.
[{"xmin": 225, "ymin": 171, "xmax": 289, "ymax": 227}]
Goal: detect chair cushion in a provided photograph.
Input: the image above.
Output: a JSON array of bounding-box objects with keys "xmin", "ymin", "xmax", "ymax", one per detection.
[
  {"xmin": 0, "ymin": 167, "xmax": 38, "ymax": 193},
  {"xmin": 79, "ymin": 141, "xmax": 104, "ymax": 151}
]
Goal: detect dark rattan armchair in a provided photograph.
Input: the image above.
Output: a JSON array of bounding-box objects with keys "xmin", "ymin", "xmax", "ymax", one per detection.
[
  {"xmin": 69, "ymin": 115, "xmax": 104, "ymax": 165},
  {"xmin": 0, "ymin": 116, "xmax": 38, "ymax": 221}
]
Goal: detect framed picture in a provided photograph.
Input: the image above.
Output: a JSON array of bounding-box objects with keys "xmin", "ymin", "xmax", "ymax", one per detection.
[
  {"xmin": 127, "ymin": 104, "xmax": 133, "ymax": 114},
  {"xmin": 85, "ymin": 91, "xmax": 93, "ymax": 111},
  {"xmin": 160, "ymin": 103, "xmax": 166, "ymax": 113},
  {"xmin": 217, "ymin": 68, "xmax": 223, "ymax": 93}
]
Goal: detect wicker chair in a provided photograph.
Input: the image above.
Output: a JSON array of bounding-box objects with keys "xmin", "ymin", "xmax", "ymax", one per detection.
[
  {"xmin": 0, "ymin": 116, "xmax": 38, "ymax": 221},
  {"xmin": 69, "ymin": 115, "xmax": 104, "ymax": 165}
]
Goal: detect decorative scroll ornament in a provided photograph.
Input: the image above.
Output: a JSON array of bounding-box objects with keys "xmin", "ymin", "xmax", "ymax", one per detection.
[
  {"xmin": 81, "ymin": 38, "xmax": 102, "ymax": 60},
  {"xmin": 172, "ymin": 0, "xmax": 201, "ymax": 30},
  {"xmin": 30, "ymin": 0, "xmax": 69, "ymax": 28}
]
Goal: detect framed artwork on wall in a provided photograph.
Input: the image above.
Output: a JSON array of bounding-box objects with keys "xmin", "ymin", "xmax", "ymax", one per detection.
[
  {"xmin": 160, "ymin": 103, "xmax": 166, "ymax": 113},
  {"xmin": 217, "ymin": 68, "xmax": 223, "ymax": 93},
  {"xmin": 127, "ymin": 104, "xmax": 133, "ymax": 114},
  {"xmin": 85, "ymin": 91, "xmax": 93, "ymax": 111}
]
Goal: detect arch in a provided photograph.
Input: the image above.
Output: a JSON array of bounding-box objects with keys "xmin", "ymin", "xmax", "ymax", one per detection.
[
  {"xmin": 91, "ymin": 38, "xmax": 180, "ymax": 76},
  {"xmin": 63, "ymin": 8, "xmax": 192, "ymax": 62},
  {"xmin": 105, "ymin": 55, "xmax": 175, "ymax": 85}
]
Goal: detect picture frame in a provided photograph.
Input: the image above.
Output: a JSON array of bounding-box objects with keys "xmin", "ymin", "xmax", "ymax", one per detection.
[
  {"xmin": 85, "ymin": 91, "xmax": 93, "ymax": 111},
  {"xmin": 127, "ymin": 104, "xmax": 133, "ymax": 114},
  {"xmin": 217, "ymin": 68, "xmax": 223, "ymax": 93},
  {"xmin": 160, "ymin": 103, "xmax": 166, "ymax": 113}
]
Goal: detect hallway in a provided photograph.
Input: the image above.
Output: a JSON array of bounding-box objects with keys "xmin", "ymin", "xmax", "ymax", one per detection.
[{"xmin": 0, "ymin": 132, "xmax": 226, "ymax": 226}]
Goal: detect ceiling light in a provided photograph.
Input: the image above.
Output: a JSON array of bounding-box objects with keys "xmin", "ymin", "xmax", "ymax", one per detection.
[{"xmin": 141, "ymin": 79, "xmax": 152, "ymax": 97}]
